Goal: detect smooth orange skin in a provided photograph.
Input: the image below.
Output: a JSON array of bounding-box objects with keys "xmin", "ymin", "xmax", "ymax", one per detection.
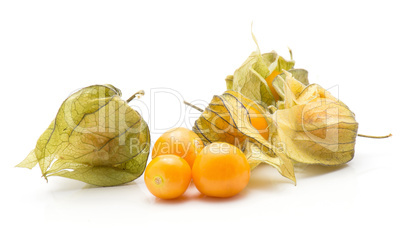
[
  {"xmin": 144, "ymin": 154, "xmax": 191, "ymax": 199},
  {"xmin": 265, "ymin": 70, "xmax": 281, "ymax": 101},
  {"xmin": 192, "ymin": 142, "xmax": 250, "ymax": 198},
  {"xmin": 152, "ymin": 127, "xmax": 204, "ymax": 168},
  {"xmin": 248, "ymin": 106, "xmax": 269, "ymax": 140}
]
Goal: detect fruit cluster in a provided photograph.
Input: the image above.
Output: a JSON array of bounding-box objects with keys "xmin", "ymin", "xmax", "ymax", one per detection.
[{"xmin": 145, "ymin": 127, "xmax": 250, "ymax": 199}]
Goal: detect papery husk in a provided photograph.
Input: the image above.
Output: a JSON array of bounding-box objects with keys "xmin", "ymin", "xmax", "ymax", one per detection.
[
  {"xmin": 271, "ymin": 71, "xmax": 358, "ymax": 165},
  {"xmin": 193, "ymin": 90, "xmax": 296, "ymax": 183},
  {"xmin": 225, "ymin": 33, "xmax": 295, "ymax": 107},
  {"xmin": 16, "ymin": 85, "xmax": 150, "ymax": 186}
]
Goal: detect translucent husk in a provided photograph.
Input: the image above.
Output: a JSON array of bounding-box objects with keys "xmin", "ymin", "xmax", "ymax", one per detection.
[
  {"xmin": 271, "ymin": 71, "xmax": 359, "ymax": 165},
  {"xmin": 16, "ymin": 85, "xmax": 150, "ymax": 186}
]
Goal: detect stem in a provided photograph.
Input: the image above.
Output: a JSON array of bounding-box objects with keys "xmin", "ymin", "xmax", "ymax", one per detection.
[
  {"xmin": 358, "ymin": 133, "xmax": 392, "ymax": 139},
  {"xmin": 127, "ymin": 90, "xmax": 145, "ymax": 103},
  {"xmin": 288, "ymin": 47, "xmax": 293, "ymax": 61},
  {"xmin": 184, "ymin": 100, "xmax": 203, "ymax": 112}
]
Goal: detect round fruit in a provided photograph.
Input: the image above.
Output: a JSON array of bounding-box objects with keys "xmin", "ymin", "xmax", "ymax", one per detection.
[
  {"xmin": 152, "ymin": 127, "xmax": 204, "ymax": 168},
  {"xmin": 248, "ymin": 106, "xmax": 269, "ymax": 140},
  {"xmin": 144, "ymin": 154, "xmax": 191, "ymax": 199},
  {"xmin": 192, "ymin": 142, "xmax": 250, "ymax": 198}
]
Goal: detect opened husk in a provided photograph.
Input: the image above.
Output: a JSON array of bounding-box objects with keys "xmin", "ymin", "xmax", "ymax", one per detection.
[
  {"xmin": 271, "ymin": 71, "xmax": 358, "ymax": 165},
  {"xmin": 193, "ymin": 90, "xmax": 296, "ymax": 183}
]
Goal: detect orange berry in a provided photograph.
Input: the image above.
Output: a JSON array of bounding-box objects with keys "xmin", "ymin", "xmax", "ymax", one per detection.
[
  {"xmin": 192, "ymin": 142, "xmax": 250, "ymax": 198},
  {"xmin": 265, "ymin": 70, "xmax": 281, "ymax": 101},
  {"xmin": 247, "ymin": 106, "xmax": 269, "ymax": 140},
  {"xmin": 144, "ymin": 154, "xmax": 191, "ymax": 199},
  {"xmin": 152, "ymin": 127, "xmax": 204, "ymax": 168}
]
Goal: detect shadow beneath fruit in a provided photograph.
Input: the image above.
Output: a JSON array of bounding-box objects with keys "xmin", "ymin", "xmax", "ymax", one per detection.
[
  {"xmin": 246, "ymin": 163, "xmax": 349, "ymax": 190},
  {"xmin": 81, "ymin": 181, "xmax": 136, "ymax": 189},
  {"xmin": 45, "ymin": 178, "xmax": 142, "ymax": 196},
  {"xmin": 151, "ymin": 164, "xmax": 350, "ymax": 203},
  {"xmin": 247, "ymin": 165, "xmax": 294, "ymax": 191},
  {"xmin": 294, "ymin": 163, "xmax": 349, "ymax": 179},
  {"xmin": 193, "ymin": 190, "xmax": 249, "ymax": 203},
  {"xmin": 152, "ymin": 182, "xmax": 249, "ymax": 204}
]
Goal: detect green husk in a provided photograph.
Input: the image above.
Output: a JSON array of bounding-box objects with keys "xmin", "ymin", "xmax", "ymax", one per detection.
[{"xmin": 16, "ymin": 85, "xmax": 150, "ymax": 186}]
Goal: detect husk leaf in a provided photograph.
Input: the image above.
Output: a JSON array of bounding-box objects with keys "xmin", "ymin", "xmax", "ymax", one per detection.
[
  {"xmin": 193, "ymin": 90, "xmax": 296, "ymax": 183},
  {"xmin": 271, "ymin": 71, "xmax": 358, "ymax": 165},
  {"xmin": 16, "ymin": 85, "xmax": 150, "ymax": 186}
]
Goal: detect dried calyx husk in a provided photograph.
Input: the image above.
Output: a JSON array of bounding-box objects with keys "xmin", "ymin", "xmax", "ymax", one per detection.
[
  {"xmin": 225, "ymin": 32, "xmax": 296, "ymax": 107},
  {"xmin": 193, "ymin": 72, "xmax": 359, "ymax": 183},
  {"xmin": 192, "ymin": 38, "xmax": 361, "ymax": 184},
  {"xmin": 16, "ymin": 85, "xmax": 150, "ymax": 186},
  {"xmin": 193, "ymin": 90, "xmax": 296, "ymax": 183},
  {"xmin": 271, "ymin": 71, "xmax": 358, "ymax": 166},
  {"xmin": 225, "ymin": 50, "xmax": 295, "ymax": 107}
]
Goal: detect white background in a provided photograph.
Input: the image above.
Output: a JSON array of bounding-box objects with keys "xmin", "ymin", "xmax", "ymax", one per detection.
[{"xmin": 0, "ymin": 0, "xmax": 400, "ymax": 237}]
